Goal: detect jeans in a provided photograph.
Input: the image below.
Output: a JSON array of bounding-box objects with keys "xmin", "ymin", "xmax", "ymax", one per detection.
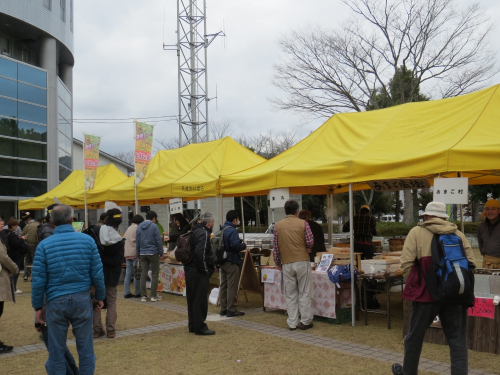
[
  {"xmin": 45, "ymin": 292, "xmax": 95, "ymax": 375},
  {"xmin": 140, "ymin": 255, "xmax": 159, "ymax": 298},
  {"xmin": 124, "ymin": 258, "xmax": 140, "ymax": 296},
  {"xmin": 41, "ymin": 326, "xmax": 80, "ymax": 375},
  {"xmin": 403, "ymin": 302, "xmax": 468, "ymax": 375}
]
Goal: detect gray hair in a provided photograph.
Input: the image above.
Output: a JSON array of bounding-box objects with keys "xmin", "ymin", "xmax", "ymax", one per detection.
[
  {"xmin": 51, "ymin": 205, "xmax": 73, "ymax": 226},
  {"xmin": 199, "ymin": 212, "xmax": 214, "ymax": 224}
]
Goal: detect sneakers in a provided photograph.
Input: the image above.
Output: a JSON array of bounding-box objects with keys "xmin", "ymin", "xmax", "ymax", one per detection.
[
  {"xmin": 123, "ymin": 293, "xmax": 134, "ymax": 299},
  {"xmin": 300, "ymin": 323, "xmax": 314, "ymax": 331},
  {"xmin": 141, "ymin": 296, "xmax": 148, "ymax": 302},
  {"xmin": 392, "ymin": 363, "xmax": 403, "ymax": 375},
  {"xmin": 14, "ymin": 289, "xmax": 22, "ymax": 294},
  {"xmin": 226, "ymin": 311, "xmax": 245, "ymax": 317},
  {"xmin": 106, "ymin": 330, "xmax": 115, "ymax": 339},
  {"xmin": 93, "ymin": 330, "xmax": 105, "ymax": 339},
  {"xmin": 150, "ymin": 295, "xmax": 162, "ymax": 302},
  {"xmin": 23, "ymin": 277, "xmax": 28, "ymax": 282},
  {"xmin": 0, "ymin": 341, "xmax": 13, "ymax": 354}
]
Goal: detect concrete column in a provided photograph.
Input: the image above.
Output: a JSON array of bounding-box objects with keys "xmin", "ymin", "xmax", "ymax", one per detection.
[{"xmin": 39, "ymin": 36, "xmax": 58, "ymax": 190}]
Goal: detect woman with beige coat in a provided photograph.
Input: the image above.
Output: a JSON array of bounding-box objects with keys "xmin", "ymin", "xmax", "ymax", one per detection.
[
  {"xmin": 0, "ymin": 215, "xmax": 19, "ymax": 354},
  {"xmin": 123, "ymin": 215, "xmax": 144, "ymax": 298}
]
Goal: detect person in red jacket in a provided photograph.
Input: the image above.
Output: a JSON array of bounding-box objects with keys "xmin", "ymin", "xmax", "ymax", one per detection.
[{"xmin": 392, "ymin": 202, "xmax": 475, "ymax": 375}]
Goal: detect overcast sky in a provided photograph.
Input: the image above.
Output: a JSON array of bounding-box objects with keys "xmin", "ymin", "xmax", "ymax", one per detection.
[{"xmin": 73, "ymin": 0, "xmax": 500, "ymax": 156}]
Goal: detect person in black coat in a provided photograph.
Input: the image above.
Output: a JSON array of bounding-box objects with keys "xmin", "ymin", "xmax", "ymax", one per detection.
[
  {"xmin": 3, "ymin": 218, "xmax": 27, "ymax": 292},
  {"xmin": 91, "ymin": 208, "xmax": 125, "ymax": 339},
  {"xmin": 298, "ymin": 210, "xmax": 326, "ymax": 262},
  {"xmin": 184, "ymin": 213, "xmax": 216, "ymax": 336},
  {"xmin": 167, "ymin": 213, "xmax": 192, "ymax": 251}
]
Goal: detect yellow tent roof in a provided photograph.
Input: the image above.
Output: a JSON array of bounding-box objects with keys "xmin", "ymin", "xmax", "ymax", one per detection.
[
  {"xmin": 220, "ymin": 84, "xmax": 500, "ymax": 196},
  {"xmin": 18, "ymin": 164, "xmax": 129, "ymax": 210}
]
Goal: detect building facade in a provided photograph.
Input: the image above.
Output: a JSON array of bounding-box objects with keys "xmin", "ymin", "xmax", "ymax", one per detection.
[{"xmin": 0, "ymin": 0, "xmax": 74, "ymax": 219}]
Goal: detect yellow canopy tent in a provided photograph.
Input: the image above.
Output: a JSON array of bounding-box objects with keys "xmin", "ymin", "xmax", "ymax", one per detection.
[
  {"xmin": 220, "ymin": 84, "xmax": 500, "ymax": 196},
  {"xmin": 18, "ymin": 164, "xmax": 128, "ymax": 210}
]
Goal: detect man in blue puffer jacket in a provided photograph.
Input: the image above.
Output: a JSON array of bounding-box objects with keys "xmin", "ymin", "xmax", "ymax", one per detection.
[
  {"xmin": 219, "ymin": 210, "xmax": 247, "ymax": 317},
  {"xmin": 32, "ymin": 205, "xmax": 105, "ymax": 375}
]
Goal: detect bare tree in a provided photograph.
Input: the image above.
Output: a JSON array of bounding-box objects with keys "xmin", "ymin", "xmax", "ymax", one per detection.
[
  {"xmin": 112, "ymin": 151, "xmax": 135, "ymax": 166},
  {"xmin": 210, "ymin": 118, "xmax": 232, "ymax": 140},
  {"xmin": 272, "ymin": 0, "xmax": 497, "ymax": 118},
  {"xmin": 235, "ymin": 129, "xmax": 300, "ymax": 159}
]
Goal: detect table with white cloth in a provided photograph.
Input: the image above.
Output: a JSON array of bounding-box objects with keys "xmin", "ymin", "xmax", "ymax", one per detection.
[{"xmin": 262, "ymin": 268, "xmax": 353, "ymax": 320}]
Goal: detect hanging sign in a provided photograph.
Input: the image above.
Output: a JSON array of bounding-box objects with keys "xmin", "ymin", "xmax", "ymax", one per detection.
[
  {"xmin": 269, "ymin": 188, "xmax": 290, "ymax": 209},
  {"xmin": 433, "ymin": 178, "xmax": 468, "ymax": 204},
  {"xmin": 367, "ymin": 178, "xmax": 430, "ymax": 192},
  {"xmin": 134, "ymin": 121, "xmax": 155, "ymax": 184},
  {"xmin": 169, "ymin": 198, "xmax": 183, "ymax": 214},
  {"xmin": 83, "ymin": 134, "xmax": 101, "ymax": 190},
  {"xmin": 468, "ymin": 298, "xmax": 495, "ymax": 319}
]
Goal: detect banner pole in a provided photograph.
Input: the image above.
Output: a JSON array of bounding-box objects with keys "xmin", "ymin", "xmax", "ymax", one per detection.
[
  {"xmin": 349, "ymin": 183, "xmax": 355, "ymax": 327},
  {"xmin": 240, "ymin": 196, "xmax": 245, "ymax": 242},
  {"xmin": 83, "ymin": 139, "xmax": 88, "ymax": 228}
]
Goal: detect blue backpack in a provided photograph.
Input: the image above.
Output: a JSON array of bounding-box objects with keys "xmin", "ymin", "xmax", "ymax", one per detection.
[
  {"xmin": 425, "ymin": 234, "xmax": 475, "ymax": 306},
  {"xmin": 328, "ymin": 264, "xmax": 358, "ymax": 288}
]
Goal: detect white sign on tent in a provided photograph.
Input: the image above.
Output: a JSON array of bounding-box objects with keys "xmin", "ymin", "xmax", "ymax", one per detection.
[
  {"xmin": 269, "ymin": 188, "xmax": 290, "ymax": 209},
  {"xmin": 169, "ymin": 198, "xmax": 183, "ymax": 214},
  {"xmin": 433, "ymin": 178, "xmax": 468, "ymax": 204}
]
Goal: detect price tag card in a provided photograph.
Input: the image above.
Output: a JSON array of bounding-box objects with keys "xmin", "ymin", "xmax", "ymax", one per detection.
[
  {"xmin": 169, "ymin": 198, "xmax": 183, "ymax": 214},
  {"xmin": 468, "ymin": 298, "xmax": 495, "ymax": 319}
]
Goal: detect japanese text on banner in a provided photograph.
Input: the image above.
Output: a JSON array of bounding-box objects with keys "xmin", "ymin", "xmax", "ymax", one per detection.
[
  {"xmin": 134, "ymin": 121, "xmax": 155, "ymax": 185},
  {"xmin": 83, "ymin": 134, "xmax": 101, "ymax": 190}
]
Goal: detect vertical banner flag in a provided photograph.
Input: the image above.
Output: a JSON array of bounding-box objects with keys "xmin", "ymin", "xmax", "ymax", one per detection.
[
  {"xmin": 83, "ymin": 134, "xmax": 101, "ymax": 190},
  {"xmin": 134, "ymin": 121, "xmax": 155, "ymax": 184}
]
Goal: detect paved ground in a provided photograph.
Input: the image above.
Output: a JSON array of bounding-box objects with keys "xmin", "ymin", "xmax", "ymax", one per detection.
[{"xmin": 4, "ymin": 296, "xmax": 495, "ymax": 375}]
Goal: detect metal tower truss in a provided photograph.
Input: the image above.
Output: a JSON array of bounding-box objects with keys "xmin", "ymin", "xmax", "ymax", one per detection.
[{"xmin": 164, "ymin": 0, "xmax": 224, "ymax": 145}]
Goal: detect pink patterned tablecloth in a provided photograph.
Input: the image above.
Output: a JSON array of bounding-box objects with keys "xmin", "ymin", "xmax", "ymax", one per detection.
[{"xmin": 263, "ymin": 269, "xmax": 353, "ymax": 319}]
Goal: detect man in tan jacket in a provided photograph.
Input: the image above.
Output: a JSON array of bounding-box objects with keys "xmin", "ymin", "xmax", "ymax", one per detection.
[
  {"xmin": 273, "ymin": 200, "xmax": 314, "ymax": 331},
  {"xmin": 392, "ymin": 202, "xmax": 475, "ymax": 375}
]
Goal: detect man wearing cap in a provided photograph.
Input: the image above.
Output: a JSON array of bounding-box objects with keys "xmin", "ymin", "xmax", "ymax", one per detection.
[
  {"xmin": 477, "ymin": 199, "xmax": 500, "ymax": 269},
  {"xmin": 21, "ymin": 212, "xmax": 38, "ymax": 281},
  {"xmin": 392, "ymin": 202, "xmax": 475, "ymax": 375}
]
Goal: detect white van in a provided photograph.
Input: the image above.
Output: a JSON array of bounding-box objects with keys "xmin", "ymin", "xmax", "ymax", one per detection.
[{"xmin": 380, "ymin": 214, "xmax": 396, "ymax": 222}]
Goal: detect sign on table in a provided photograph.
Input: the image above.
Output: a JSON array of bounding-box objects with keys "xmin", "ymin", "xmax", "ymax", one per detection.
[
  {"xmin": 269, "ymin": 188, "xmax": 290, "ymax": 208},
  {"xmin": 261, "ymin": 269, "xmax": 275, "ymax": 283},
  {"xmin": 468, "ymin": 298, "xmax": 495, "ymax": 319},
  {"xmin": 433, "ymin": 178, "xmax": 468, "ymax": 204},
  {"xmin": 367, "ymin": 179, "xmax": 430, "ymax": 192},
  {"xmin": 169, "ymin": 198, "xmax": 183, "ymax": 214}
]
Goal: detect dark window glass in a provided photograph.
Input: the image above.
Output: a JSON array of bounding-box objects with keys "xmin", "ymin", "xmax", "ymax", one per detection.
[
  {"xmin": 0, "ymin": 158, "xmax": 15, "ymax": 177},
  {"xmin": 0, "ymin": 117, "xmax": 17, "ymax": 137},
  {"xmin": 0, "ymin": 137, "xmax": 15, "ymax": 157},
  {"xmin": 59, "ymin": 150, "xmax": 72, "ymax": 169},
  {"xmin": 0, "ymin": 178, "xmax": 17, "ymax": 196},
  {"xmin": 0, "ymin": 96, "xmax": 17, "ymax": 118},
  {"xmin": 18, "ymin": 140, "xmax": 46, "ymax": 160},
  {"xmin": 0, "ymin": 57, "xmax": 17, "ymax": 80},
  {"xmin": 59, "ymin": 165, "xmax": 71, "ymax": 181},
  {"xmin": 58, "ymin": 97, "xmax": 71, "ymax": 121},
  {"xmin": 0, "ymin": 77, "xmax": 17, "ymax": 99},
  {"xmin": 58, "ymin": 131, "xmax": 65, "ymax": 150},
  {"xmin": 18, "ymin": 160, "xmax": 47, "ymax": 179},
  {"xmin": 18, "ymin": 102, "xmax": 46, "ymax": 124},
  {"xmin": 18, "ymin": 64, "xmax": 47, "ymax": 88},
  {"xmin": 18, "ymin": 121, "xmax": 47, "ymax": 142},
  {"xmin": 18, "ymin": 83, "xmax": 46, "ymax": 106},
  {"xmin": 18, "ymin": 179, "xmax": 47, "ymax": 197}
]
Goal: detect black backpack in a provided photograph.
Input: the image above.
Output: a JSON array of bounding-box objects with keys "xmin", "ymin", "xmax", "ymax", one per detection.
[
  {"xmin": 425, "ymin": 233, "xmax": 475, "ymax": 306},
  {"xmin": 210, "ymin": 226, "xmax": 230, "ymax": 265},
  {"xmin": 174, "ymin": 231, "xmax": 193, "ymax": 265},
  {"xmin": 83, "ymin": 226, "xmax": 104, "ymax": 253}
]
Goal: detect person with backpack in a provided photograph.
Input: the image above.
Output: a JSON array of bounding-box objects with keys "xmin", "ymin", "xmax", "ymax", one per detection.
[
  {"xmin": 136, "ymin": 211, "xmax": 164, "ymax": 302},
  {"xmin": 185, "ymin": 212, "xmax": 216, "ymax": 335},
  {"xmin": 392, "ymin": 202, "xmax": 476, "ymax": 375},
  {"xmin": 218, "ymin": 210, "xmax": 247, "ymax": 317}
]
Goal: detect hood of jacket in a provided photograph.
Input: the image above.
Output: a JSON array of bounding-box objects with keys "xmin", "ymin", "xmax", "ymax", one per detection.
[
  {"xmin": 139, "ymin": 220, "xmax": 155, "ymax": 231},
  {"xmin": 99, "ymin": 225, "xmax": 123, "ymax": 246},
  {"xmin": 418, "ymin": 217, "xmax": 457, "ymax": 235}
]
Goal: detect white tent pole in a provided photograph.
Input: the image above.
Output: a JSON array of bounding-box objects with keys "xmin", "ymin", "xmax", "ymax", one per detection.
[
  {"xmin": 240, "ymin": 196, "xmax": 245, "ymax": 242},
  {"xmin": 459, "ymin": 172, "xmax": 464, "ymax": 233},
  {"xmin": 349, "ymin": 183, "xmax": 355, "ymax": 327},
  {"xmin": 327, "ymin": 194, "xmax": 332, "ymax": 246}
]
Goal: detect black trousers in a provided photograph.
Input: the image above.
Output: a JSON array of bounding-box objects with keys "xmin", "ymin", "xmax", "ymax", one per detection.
[
  {"xmin": 185, "ymin": 270, "xmax": 210, "ymax": 334},
  {"xmin": 0, "ymin": 301, "xmax": 4, "ymax": 318},
  {"xmin": 404, "ymin": 302, "xmax": 468, "ymax": 375}
]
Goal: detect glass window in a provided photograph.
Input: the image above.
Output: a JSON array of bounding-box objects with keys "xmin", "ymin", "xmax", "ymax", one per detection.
[
  {"xmin": 60, "ymin": 0, "xmax": 66, "ymax": 22},
  {"xmin": 65, "ymin": 135, "xmax": 71, "ymax": 153},
  {"xmin": 0, "ymin": 77, "xmax": 17, "ymax": 99},
  {"xmin": 18, "ymin": 82, "xmax": 46, "ymax": 106},
  {"xmin": 18, "ymin": 140, "xmax": 46, "ymax": 160},
  {"xmin": 58, "ymin": 115, "xmax": 71, "ymax": 138},
  {"xmin": 18, "ymin": 160, "xmax": 47, "ymax": 179},
  {"xmin": 43, "ymin": 0, "xmax": 52, "ymax": 10},
  {"xmin": 18, "ymin": 64, "xmax": 47, "ymax": 88},
  {"xmin": 59, "ymin": 149, "xmax": 72, "ymax": 169},
  {"xmin": 0, "ymin": 57, "xmax": 17, "ymax": 80},
  {"xmin": 18, "ymin": 121, "xmax": 47, "ymax": 142},
  {"xmin": 57, "ymin": 80, "xmax": 71, "ymax": 107},
  {"xmin": 58, "ymin": 131, "xmax": 65, "ymax": 150},
  {"xmin": 0, "ymin": 96, "xmax": 17, "ymax": 118},
  {"xmin": 0, "ymin": 117, "xmax": 17, "ymax": 137},
  {"xmin": 59, "ymin": 165, "xmax": 71, "ymax": 181},
  {"xmin": 18, "ymin": 179, "xmax": 47, "ymax": 197},
  {"xmin": 58, "ymin": 97, "xmax": 71, "ymax": 121},
  {"xmin": 18, "ymin": 102, "xmax": 46, "ymax": 124},
  {"xmin": 0, "ymin": 178, "xmax": 17, "ymax": 196},
  {"xmin": 0, "ymin": 137, "xmax": 15, "ymax": 157},
  {"xmin": 0, "ymin": 158, "xmax": 15, "ymax": 177}
]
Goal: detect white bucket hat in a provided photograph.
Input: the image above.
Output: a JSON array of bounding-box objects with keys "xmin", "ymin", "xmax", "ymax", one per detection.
[{"xmin": 421, "ymin": 201, "xmax": 449, "ymax": 219}]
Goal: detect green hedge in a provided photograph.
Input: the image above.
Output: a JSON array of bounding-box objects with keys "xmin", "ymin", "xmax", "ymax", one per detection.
[{"xmin": 377, "ymin": 221, "xmax": 479, "ymax": 236}]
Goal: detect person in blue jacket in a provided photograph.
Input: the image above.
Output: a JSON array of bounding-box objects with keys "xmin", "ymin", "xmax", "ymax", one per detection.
[
  {"xmin": 219, "ymin": 210, "xmax": 247, "ymax": 317},
  {"xmin": 32, "ymin": 205, "xmax": 105, "ymax": 375}
]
